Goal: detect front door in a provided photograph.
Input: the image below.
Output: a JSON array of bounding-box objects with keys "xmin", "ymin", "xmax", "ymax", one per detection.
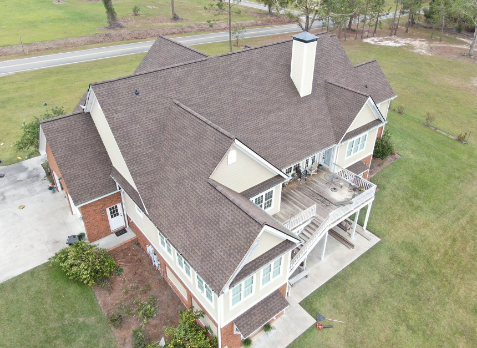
[
  {"xmin": 323, "ymin": 148, "xmax": 333, "ymax": 167},
  {"xmin": 107, "ymin": 203, "xmax": 125, "ymax": 232}
]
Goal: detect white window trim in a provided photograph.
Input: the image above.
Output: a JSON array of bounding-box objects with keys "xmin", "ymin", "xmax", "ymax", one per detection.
[
  {"xmin": 176, "ymin": 252, "xmax": 192, "ymax": 279},
  {"xmin": 196, "ymin": 274, "xmax": 214, "ymax": 306},
  {"xmin": 250, "ymin": 188, "xmax": 274, "ymax": 212},
  {"xmin": 260, "ymin": 256, "xmax": 283, "ymax": 290},
  {"xmin": 135, "ymin": 204, "xmax": 144, "ymax": 218},
  {"xmin": 282, "ymin": 151, "xmax": 323, "ymax": 175},
  {"xmin": 230, "ymin": 274, "xmax": 255, "ymax": 309},
  {"xmin": 346, "ymin": 133, "xmax": 368, "ymax": 158},
  {"xmin": 158, "ymin": 231, "xmax": 174, "ymax": 258}
]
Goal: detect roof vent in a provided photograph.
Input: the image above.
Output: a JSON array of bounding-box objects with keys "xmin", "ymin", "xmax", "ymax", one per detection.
[
  {"xmin": 290, "ymin": 32, "xmax": 319, "ymax": 98},
  {"xmin": 135, "ymin": 89, "xmax": 139, "ymax": 96}
]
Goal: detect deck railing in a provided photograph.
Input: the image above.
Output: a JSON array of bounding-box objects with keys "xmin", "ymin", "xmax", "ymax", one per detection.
[
  {"xmin": 283, "ymin": 204, "xmax": 317, "ymax": 231},
  {"xmin": 288, "ymin": 167, "xmax": 377, "ymax": 274}
]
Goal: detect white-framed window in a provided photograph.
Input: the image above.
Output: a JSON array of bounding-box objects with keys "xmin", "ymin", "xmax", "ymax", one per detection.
[
  {"xmin": 159, "ymin": 232, "xmax": 166, "ymax": 248},
  {"xmin": 231, "ymin": 275, "xmax": 254, "ymax": 307},
  {"xmin": 346, "ymin": 133, "xmax": 367, "ymax": 157},
  {"xmin": 166, "ymin": 239, "xmax": 172, "ymax": 255},
  {"xmin": 262, "ymin": 257, "xmax": 283, "ymax": 286},
  {"xmin": 177, "ymin": 252, "xmax": 192, "ymax": 278},
  {"xmin": 135, "ymin": 204, "xmax": 143, "ymax": 218},
  {"xmin": 250, "ymin": 189, "xmax": 274, "ymax": 211},
  {"xmin": 197, "ymin": 275, "xmax": 213, "ymax": 304},
  {"xmin": 228, "ymin": 150, "xmax": 237, "ymax": 165},
  {"xmin": 285, "ymin": 166, "xmax": 293, "ymax": 175}
]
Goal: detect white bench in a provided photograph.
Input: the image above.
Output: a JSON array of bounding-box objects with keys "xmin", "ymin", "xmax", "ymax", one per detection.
[{"xmin": 289, "ymin": 269, "xmax": 310, "ymax": 287}]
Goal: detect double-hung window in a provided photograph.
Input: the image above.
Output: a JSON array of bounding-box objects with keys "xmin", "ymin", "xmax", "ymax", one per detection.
[
  {"xmin": 177, "ymin": 253, "xmax": 192, "ymax": 278},
  {"xmin": 231, "ymin": 276, "xmax": 254, "ymax": 306},
  {"xmin": 159, "ymin": 232, "xmax": 166, "ymax": 248},
  {"xmin": 159, "ymin": 231, "xmax": 172, "ymax": 255},
  {"xmin": 251, "ymin": 189, "xmax": 273, "ymax": 211},
  {"xmin": 262, "ymin": 257, "xmax": 282, "ymax": 286},
  {"xmin": 346, "ymin": 134, "xmax": 367, "ymax": 157},
  {"xmin": 165, "ymin": 240, "xmax": 172, "ymax": 255},
  {"xmin": 197, "ymin": 275, "xmax": 213, "ymax": 303}
]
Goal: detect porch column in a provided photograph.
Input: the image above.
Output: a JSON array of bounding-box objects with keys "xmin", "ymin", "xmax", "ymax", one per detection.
[
  {"xmin": 321, "ymin": 232, "xmax": 328, "ymax": 260},
  {"xmin": 351, "ymin": 210, "xmax": 359, "ymax": 239},
  {"xmin": 363, "ymin": 201, "xmax": 373, "ymax": 231}
]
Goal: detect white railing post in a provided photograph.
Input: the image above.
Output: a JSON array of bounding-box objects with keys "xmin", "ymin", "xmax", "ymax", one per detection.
[
  {"xmin": 363, "ymin": 201, "xmax": 373, "ymax": 231},
  {"xmin": 321, "ymin": 232, "xmax": 328, "ymax": 260},
  {"xmin": 351, "ymin": 210, "xmax": 359, "ymax": 239}
]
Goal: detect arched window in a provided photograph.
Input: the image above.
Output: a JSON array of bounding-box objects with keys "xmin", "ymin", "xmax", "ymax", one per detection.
[{"xmin": 228, "ymin": 150, "xmax": 237, "ymax": 165}]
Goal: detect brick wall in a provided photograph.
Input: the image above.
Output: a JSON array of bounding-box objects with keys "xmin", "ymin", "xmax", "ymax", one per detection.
[
  {"xmin": 79, "ymin": 192, "xmax": 123, "ymax": 242},
  {"xmin": 46, "ymin": 142, "xmax": 72, "ymax": 214},
  {"xmin": 221, "ymin": 321, "xmax": 242, "ymax": 348},
  {"xmin": 377, "ymin": 126, "xmax": 384, "ymax": 139},
  {"xmin": 361, "ymin": 154, "xmax": 372, "ymax": 168}
]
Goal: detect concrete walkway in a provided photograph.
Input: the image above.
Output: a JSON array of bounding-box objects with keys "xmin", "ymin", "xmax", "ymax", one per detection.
[
  {"xmin": 92, "ymin": 227, "xmax": 136, "ymax": 250},
  {"xmin": 0, "ymin": 156, "xmax": 85, "ymax": 283},
  {"xmin": 252, "ymin": 228, "xmax": 380, "ymax": 347}
]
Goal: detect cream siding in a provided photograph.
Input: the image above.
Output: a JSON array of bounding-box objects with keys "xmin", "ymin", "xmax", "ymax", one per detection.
[
  {"xmin": 167, "ymin": 267, "xmax": 188, "ymax": 300},
  {"xmin": 290, "ymin": 40, "xmax": 317, "ymax": 97},
  {"xmin": 210, "ymin": 145, "xmax": 276, "ymax": 193},
  {"xmin": 222, "ymin": 251, "xmax": 290, "ymax": 325},
  {"xmin": 335, "ymin": 128, "xmax": 378, "ymax": 169},
  {"xmin": 90, "ymin": 98, "xmax": 138, "ymax": 190},
  {"xmin": 192, "ymin": 298, "xmax": 218, "ymax": 336},
  {"xmin": 378, "ymin": 100, "xmax": 390, "ymax": 119},
  {"xmin": 246, "ymin": 231, "xmax": 284, "ymax": 264},
  {"xmin": 123, "ymin": 192, "xmax": 219, "ymax": 320},
  {"xmin": 347, "ymin": 102, "xmax": 378, "ymax": 132}
]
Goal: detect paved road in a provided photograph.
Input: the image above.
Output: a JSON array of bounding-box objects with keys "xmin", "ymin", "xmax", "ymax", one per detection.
[{"xmin": 0, "ymin": 8, "xmax": 398, "ymax": 75}]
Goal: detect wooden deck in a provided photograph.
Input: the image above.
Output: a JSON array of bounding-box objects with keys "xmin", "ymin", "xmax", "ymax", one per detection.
[{"xmin": 274, "ymin": 170, "xmax": 357, "ymax": 224}]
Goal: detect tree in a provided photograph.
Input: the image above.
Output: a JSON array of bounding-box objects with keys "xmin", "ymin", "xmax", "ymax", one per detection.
[
  {"xmin": 232, "ymin": 25, "xmax": 246, "ymax": 46},
  {"xmin": 49, "ymin": 241, "xmax": 116, "ymax": 287},
  {"xmin": 455, "ymin": 0, "xmax": 477, "ymax": 55},
  {"xmin": 275, "ymin": 0, "xmax": 325, "ymax": 32},
  {"xmin": 257, "ymin": 0, "xmax": 276, "ymax": 15},
  {"xmin": 370, "ymin": 0, "xmax": 389, "ymax": 36},
  {"xmin": 171, "ymin": 0, "xmax": 180, "ymax": 20},
  {"xmin": 15, "ymin": 106, "xmax": 65, "ymax": 153},
  {"xmin": 205, "ymin": 0, "xmax": 242, "ymax": 52},
  {"xmin": 102, "ymin": 0, "xmax": 122, "ymax": 28},
  {"xmin": 164, "ymin": 308, "xmax": 218, "ymax": 348}
]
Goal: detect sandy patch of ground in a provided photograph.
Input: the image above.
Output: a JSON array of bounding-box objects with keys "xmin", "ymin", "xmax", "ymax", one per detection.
[
  {"xmin": 472, "ymin": 77, "xmax": 477, "ymax": 86},
  {"xmin": 364, "ymin": 37, "xmax": 431, "ymax": 55}
]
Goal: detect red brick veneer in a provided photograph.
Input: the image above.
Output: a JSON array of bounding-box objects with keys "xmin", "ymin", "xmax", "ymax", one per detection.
[{"xmin": 46, "ymin": 142, "xmax": 72, "ymax": 213}]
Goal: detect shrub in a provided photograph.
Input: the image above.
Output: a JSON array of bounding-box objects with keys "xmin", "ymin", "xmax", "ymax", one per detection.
[
  {"xmin": 146, "ymin": 342, "xmax": 161, "ymax": 348},
  {"xmin": 396, "ymin": 105, "xmax": 405, "ymax": 115},
  {"xmin": 49, "ymin": 241, "xmax": 116, "ymax": 287},
  {"xmin": 373, "ymin": 130, "xmax": 395, "ymax": 160},
  {"xmin": 164, "ymin": 307, "xmax": 218, "ymax": 348},
  {"xmin": 132, "ymin": 327, "xmax": 150, "ymax": 348},
  {"xmin": 133, "ymin": 5, "xmax": 140, "ymax": 16},
  {"xmin": 457, "ymin": 132, "xmax": 468, "ymax": 142},
  {"xmin": 115, "ymin": 267, "xmax": 123, "ymax": 276},
  {"xmin": 108, "ymin": 312, "xmax": 123, "ymax": 329},
  {"xmin": 242, "ymin": 337, "xmax": 252, "ymax": 347},
  {"xmin": 15, "ymin": 106, "xmax": 65, "ymax": 154},
  {"xmin": 263, "ymin": 322, "xmax": 273, "ymax": 332},
  {"xmin": 424, "ymin": 112, "xmax": 435, "ymax": 126},
  {"xmin": 136, "ymin": 296, "xmax": 158, "ymax": 323}
]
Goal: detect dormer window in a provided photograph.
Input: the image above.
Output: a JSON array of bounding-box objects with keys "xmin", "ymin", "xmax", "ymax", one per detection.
[
  {"xmin": 250, "ymin": 189, "xmax": 274, "ymax": 211},
  {"xmin": 346, "ymin": 133, "xmax": 367, "ymax": 157},
  {"xmin": 228, "ymin": 150, "xmax": 237, "ymax": 165}
]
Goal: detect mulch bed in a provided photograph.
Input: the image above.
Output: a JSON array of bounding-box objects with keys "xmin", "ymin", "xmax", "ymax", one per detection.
[
  {"xmin": 94, "ymin": 245, "xmax": 185, "ymax": 348},
  {"xmin": 369, "ymin": 153, "xmax": 401, "ymax": 179}
]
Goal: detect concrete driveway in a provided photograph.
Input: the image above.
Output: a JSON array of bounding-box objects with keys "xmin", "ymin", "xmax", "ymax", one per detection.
[{"xmin": 0, "ymin": 156, "xmax": 84, "ymax": 283}]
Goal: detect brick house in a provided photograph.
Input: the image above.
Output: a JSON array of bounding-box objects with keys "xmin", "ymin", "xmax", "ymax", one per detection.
[{"xmin": 39, "ymin": 32, "xmax": 395, "ymax": 347}]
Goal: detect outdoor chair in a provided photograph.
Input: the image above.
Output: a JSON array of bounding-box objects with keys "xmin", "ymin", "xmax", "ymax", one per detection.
[{"xmin": 308, "ymin": 162, "xmax": 319, "ymax": 176}]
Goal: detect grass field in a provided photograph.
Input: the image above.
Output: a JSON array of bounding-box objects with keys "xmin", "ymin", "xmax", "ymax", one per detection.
[
  {"xmin": 0, "ymin": 0, "xmax": 267, "ymax": 46},
  {"xmin": 0, "ymin": 263, "xmax": 117, "ymax": 348},
  {"xmin": 0, "ymin": 53, "xmax": 145, "ymax": 165}
]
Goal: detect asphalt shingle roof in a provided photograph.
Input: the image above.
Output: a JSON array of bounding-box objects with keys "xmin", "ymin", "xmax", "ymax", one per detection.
[
  {"xmin": 234, "ymin": 289, "xmax": 289, "ymax": 338},
  {"xmin": 40, "ymin": 112, "xmax": 117, "ymax": 205}
]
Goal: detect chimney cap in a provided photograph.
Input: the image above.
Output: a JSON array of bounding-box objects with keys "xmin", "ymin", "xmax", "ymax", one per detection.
[{"xmin": 292, "ymin": 31, "xmax": 319, "ymax": 43}]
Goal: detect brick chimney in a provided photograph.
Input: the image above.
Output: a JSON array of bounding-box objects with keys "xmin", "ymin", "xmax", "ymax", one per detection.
[{"xmin": 290, "ymin": 32, "xmax": 319, "ymax": 97}]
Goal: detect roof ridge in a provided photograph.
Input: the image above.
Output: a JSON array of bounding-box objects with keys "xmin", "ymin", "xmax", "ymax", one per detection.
[
  {"xmin": 325, "ymin": 80, "xmax": 370, "ymax": 98},
  {"xmin": 210, "ymin": 31, "xmax": 330, "ymax": 59},
  {"xmin": 158, "ymin": 35, "xmax": 210, "ymax": 57},
  {"xmin": 91, "ymin": 58, "xmax": 208, "ymax": 87},
  {"xmin": 39, "ymin": 111, "xmax": 85, "ymax": 124},
  {"xmin": 173, "ymin": 100, "xmax": 235, "ymax": 140},
  {"xmin": 354, "ymin": 59, "xmax": 377, "ymax": 68}
]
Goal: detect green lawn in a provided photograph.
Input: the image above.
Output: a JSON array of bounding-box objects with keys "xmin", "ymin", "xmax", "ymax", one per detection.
[
  {"xmin": 0, "ymin": 0, "xmax": 266, "ymax": 46},
  {"xmin": 0, "ymin": 53, "xmax": 145, "ymax": 166},
  {"xmin": 286, "ymin": 40, "xmax": 477, "ymax": 348},
  {"xmin": 0, "ymin": 263, "xmax": 117, "ymax": 348}
]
